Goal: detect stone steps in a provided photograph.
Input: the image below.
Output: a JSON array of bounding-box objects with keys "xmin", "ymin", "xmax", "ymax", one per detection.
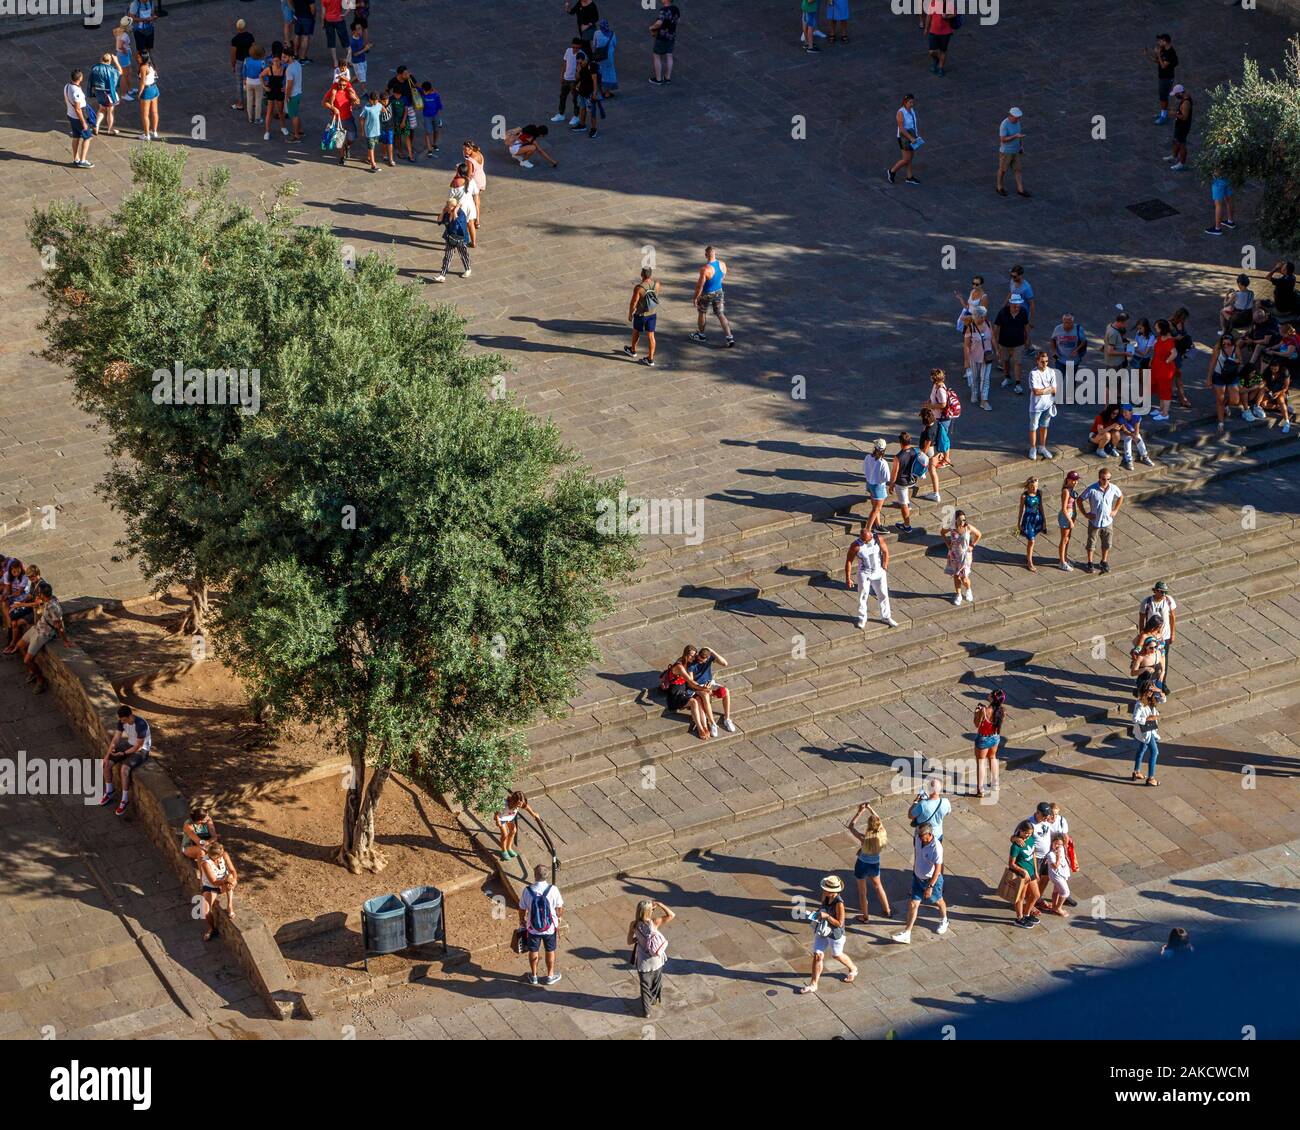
[
  {"xmin": 520, "ymin": 539, "xmax": 1299, "ymax": 797},
  {"xmin": 604, "ymin": 416, "xmax": 1294, "ymax": 626},
  {"xmin": 548, "ymin": 600, "xmax": 1300, "ymax": 891},
  {"xmin": 570, "ymin": 422, "xmax": 1298, "ymax": 740},
  {"xmin": 520, "ymin": 458, "xmax": 1299, "ymax": 766}
]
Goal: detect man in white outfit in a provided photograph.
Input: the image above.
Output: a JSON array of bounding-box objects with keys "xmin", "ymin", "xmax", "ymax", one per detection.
[{"xmin": 844, "ymin": 521, "xmax": 898, "ymax": 629}]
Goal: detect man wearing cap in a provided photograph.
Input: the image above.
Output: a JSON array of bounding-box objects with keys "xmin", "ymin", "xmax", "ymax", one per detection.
[
  {"xmin": 1139, "ymin": 581, "xmax": 1177, "ymax": 690},
  {"xmin": 1143, "ymin": 33, "xmax": 1179, "ymax": 125},
  {"xmin": 996, "ymin": 107, "xmax": 1029, "ymax": 197},
  {"xmin": 993, "ymin": 293, "xmax": 1030, "ymax": 394},
  {"xmin": 845, "ymin": 520, "xmax": 898, "ymax": 630},
  {"xmin": 863, "ymin": 438, "xmax": 891, "ymax": 531},
  {"xmin": 1168, "ymin": 86, "xmax": 1192, "ymax": 171},
  {"xmin": 1079, "ymin": 466, "xmax": 1123, "ymax": 575},
  {"xmin": 893, "ymin": 822, "xmax": 949, "ymax": 944}
]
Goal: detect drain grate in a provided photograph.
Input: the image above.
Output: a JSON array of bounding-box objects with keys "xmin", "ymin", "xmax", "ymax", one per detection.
[{"xmin": 1126, "ymin": 198, "xmax": 1180, "ymax": 221}]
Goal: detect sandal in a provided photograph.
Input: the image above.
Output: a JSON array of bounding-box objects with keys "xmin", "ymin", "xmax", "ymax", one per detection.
[
  {"xmin": 845, "ymin": 970, "xmax": 857, "ymax": 983},
  {"xmin": 799, "ymin": 984, "xmax": 818, "ymax": 994},
  {"xmin": 1131, "ymin": 771, "xmax": 1146, "ymax": 782},
  {"xmin": 854, "ymin": 914, "xmax": 870, "ymax": 924},
  {"xmin": 1146, "ymin": 777, "xmax": 1159, "ymax": 786}
]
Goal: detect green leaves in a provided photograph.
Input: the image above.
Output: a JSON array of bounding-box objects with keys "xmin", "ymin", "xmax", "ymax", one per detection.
[
  {"xmin": 1198, "ymin": 37, "xmax": 1300, "ymax": 256},
  {"xmin": 31, "ymin": 147, "xmax": 638, "ymax": 817}
]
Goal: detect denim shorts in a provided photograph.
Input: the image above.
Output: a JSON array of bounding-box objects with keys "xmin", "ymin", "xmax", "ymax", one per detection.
[
  {"xmin": 1029, "ymin": 406, "xmax": 1053, "ymax": 431},
  {"xmin": 975, "ymin": 733, "xmax": 1000, "ymax": 751},
  {"xmin": 911, "ymin": 872, "xmax": 944, "ymax": 903},
  {"xmin": 854, "ymin": 855, "xmax": 881, "ymax": 880},
  {"xmin": 868, "ymin": 482, "xmax": 887, "ymax": 501}
]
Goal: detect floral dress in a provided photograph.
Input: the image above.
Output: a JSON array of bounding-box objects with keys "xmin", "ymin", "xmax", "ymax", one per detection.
[
  {"xmin": 1019, "ymin": 490, "xmax": 1045, "ymax": 540},
  {"xmin": 944, "ymin": 527, "xmax": 973, "ymax": 578}
]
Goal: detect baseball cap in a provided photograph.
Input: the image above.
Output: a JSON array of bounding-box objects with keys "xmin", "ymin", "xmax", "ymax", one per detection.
[
  {"xmin": 1170, "ymin": 84, "xmax": 1185, "ymax": 96},
  {"xmin": 872, "ymin": 438, "xmax": 888, "ymax": 452},
  {"xmin": 1153, "ymin": 580, "xmax": 1169, "ymax": 592},
  {"xmin": 1066, "ymin": 470, "xmax": 1081, "ymax": 482},
  {"xmin": 1009, "ymin": 106, "xmax": 1023, "ymax": 117}
]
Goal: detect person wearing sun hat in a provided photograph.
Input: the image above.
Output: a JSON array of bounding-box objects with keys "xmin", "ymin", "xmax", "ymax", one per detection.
[
  {"xmin": 800, "ymin": 875, "xmax": 856, "ymax": 993},
  {"xmin": 1139, "ymin": 580, "xmax": 1177, "ymax": 691}
]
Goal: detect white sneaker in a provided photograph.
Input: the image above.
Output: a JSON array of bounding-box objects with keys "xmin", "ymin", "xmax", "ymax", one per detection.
[
  {"xmin": 432, "ymin": 273, "xmax": 447, "ymax": 283},
  {"xmin": 1059, "ymin": 561, "xmax": 1073, "ymax": 571},
  {"xmin": 937, "ymin": 918, "xmax": 950, "ymax": 936},
  {"xmin": 722, "ymin": 718, "xmax": 736, "ymax": 733},
  {"xmin": 281, "ymin": 127, "xmax": 289, "ymax": 136},
  {"xmin": 921, "ymin": 492, "xmax": 940, "ymax": 502},
  {"xmin": 462, "ymin": 269, "xmax": 472, "ymax": 278},
  {"xmin": 1038, "ymin": 446, "xmax": 1054, "ymax": 460},
  {"xmin": 893, "ymin": 930, "xmax": 912, "ymax": 945},
  {"xmin": 568, "ymin": 116, "xmax": 580, "ymax": 126},
  {"xmin": 1029, "ymin": 447, "xmax": 1038, "ymax": 461},
  {"xmin": 264, "ymin": 131, "xmax": 270, "ymax": 140},
  {"xmin": 550, "ymin": 113, "xmax": 565, "ymax": 122},
  {"xmin": 856, "ymin": 618, "xmax": 867, "ymax": 629},
  {"xmin": 980, "ymin": 400, "xmax": 992, "ymax": 411},
  {"xmin": 952, "ymin": 593, "xmax": 962, "ymax": 606},
  {"xmin": 518, "ymin": 159, "xmax": 534, "ymax": 169},
  {"xmin": 883, "ymin": 617, "xmax": 899, "ymax": 628},
  {"xmin": 709, "ymin": 723, "xmax": 718, "ymax": 738},
  {"xmin": 965, "ymin": 589, "xmax": 974, "ymax": 602}
]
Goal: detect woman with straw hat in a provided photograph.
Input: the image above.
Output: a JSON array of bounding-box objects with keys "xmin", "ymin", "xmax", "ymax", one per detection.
[{"xmin": 800, "ymin": 875, "xmax": 856, "ymax": 993}]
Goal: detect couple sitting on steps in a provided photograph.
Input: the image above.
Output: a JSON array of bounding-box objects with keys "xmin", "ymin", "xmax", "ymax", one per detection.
[{"xmin": 660, "ymin": 644, "xmax": 737, "ymax": 740}]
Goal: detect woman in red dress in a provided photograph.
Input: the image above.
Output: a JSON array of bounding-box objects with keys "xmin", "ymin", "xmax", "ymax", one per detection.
[{"xmin": 1150, "ymin": 318, "xmax": 1177, "ymax": 421}]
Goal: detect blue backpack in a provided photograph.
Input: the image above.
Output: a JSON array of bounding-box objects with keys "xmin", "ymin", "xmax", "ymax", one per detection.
[{"xmin": 527, "ymin": 884, "xmax": 554, "ymax": 932}]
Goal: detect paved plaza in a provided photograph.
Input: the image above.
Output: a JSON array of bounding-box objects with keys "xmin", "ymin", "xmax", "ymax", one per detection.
[{"xmin": 1, "ymin": 1, "xmax": 1299, "ymax": 1041}]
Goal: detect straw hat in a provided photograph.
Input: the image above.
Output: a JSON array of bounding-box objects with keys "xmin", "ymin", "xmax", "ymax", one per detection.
[{"xmin": 820, "ymin": 875, "xmax": 844, "ymax": 893}]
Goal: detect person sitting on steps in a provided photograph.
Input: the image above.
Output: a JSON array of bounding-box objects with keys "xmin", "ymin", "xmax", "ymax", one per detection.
[
  {"xmin": 661, "ymin": 645, "xmax": 714, "ymax": 740},
  {"xmin": 687, "ymin": 646, "xmax": 737, "ymax": 736}
]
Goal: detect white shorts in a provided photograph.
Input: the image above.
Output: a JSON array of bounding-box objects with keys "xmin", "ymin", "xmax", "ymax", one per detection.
[
  {"xmin": 812, "ymin": 933, "xmax": 846, "ymax": 957},
  {"xmin": 1049, "ymin": 870, "xmax": 1071, "ymax": 900},
  {"xmin": 509, "ymin": 140, "xmax": 523, "ymax": 156},
  {"xmin": 350, "ymin": 60, "xmax": 367, "ymax": 82},
  {"xmin": 894, "ymin": 485, "xmax": 911, "ymax": 508}
]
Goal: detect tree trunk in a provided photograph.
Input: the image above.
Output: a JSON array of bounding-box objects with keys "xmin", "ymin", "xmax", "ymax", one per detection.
[
  {"xmin": 337, "ymin": 746, "xmax": 390, "ymax": 875},
  {"xmin": 176, "ymin": 581, "xmax": 210, "ymax": 645}
]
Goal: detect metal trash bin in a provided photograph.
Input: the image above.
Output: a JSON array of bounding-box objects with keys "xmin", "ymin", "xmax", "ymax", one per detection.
[
  {"xmin": 361, "ymin": 894, "xmax": 407, "ymax": 969},
  {"xmin": 400, "ymin": 885, "xmax": 446, "ymax": 948}
]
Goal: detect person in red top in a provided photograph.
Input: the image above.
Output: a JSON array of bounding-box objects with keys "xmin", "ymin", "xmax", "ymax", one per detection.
[
  {"xmin": 322, "ymin": 75, "xmax": 359, "ymax": 164},
  {"xmin": 322, "ymin": 0, "xmax": 348, "ymax": 68},
  {"xmin": 927, "ymin": 2, "xmax": 957, "ymax": 77},
  {"xmin": 1150, "ymin": 319, "xmax": 1177, "ymax": 422}
]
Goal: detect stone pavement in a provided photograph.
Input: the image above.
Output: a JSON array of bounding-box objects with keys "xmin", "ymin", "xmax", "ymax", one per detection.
[
  {"xmin": 1, "ymin": 2, "xmax": 1299, "ymax": 1041},
  {"xmin": 2, "ymin": 0, "xmax": 1298, "ymax": 595},
  {"xmin": 0, "ymin": 656, "xmax": 268, "ymax": 1039},
  {"xmin": 344, "ymin": 690, "xmax": 1300, "ymax": 1039}
]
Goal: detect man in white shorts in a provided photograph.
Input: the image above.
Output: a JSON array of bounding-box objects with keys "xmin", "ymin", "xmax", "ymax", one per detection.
[
  {"xmin": 888, "ymin": 430, "xmax": 927, "ymax": 536},
  {"xmin": 844, "ymin": 520, "xmax": 898, "ymax": 629}
]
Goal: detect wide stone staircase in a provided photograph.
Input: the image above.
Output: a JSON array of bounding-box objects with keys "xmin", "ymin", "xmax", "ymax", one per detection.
[{"xmin": 516, "ymin": 416, "xmax": 1300, "ymax": 890}]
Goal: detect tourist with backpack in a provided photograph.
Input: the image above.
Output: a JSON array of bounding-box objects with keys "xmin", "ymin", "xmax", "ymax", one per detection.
[
  {"xmin": 624, "ymin": 267, "xmax": 659, "ymax": 366},
  {"xmin": 519, "ymin": 864, "xmax": 564, "ymax": 985},
  {"xmin": 973, "ymin": 690, "xmax": 1005, "ymax": 797},
  {"xmin": 627, "ymin": 899, "xmax": 673, "ymax": 1016},
  {"xmin": 926, "ymin": 368, "xmax": 960, "ymax": 469},
  {"xmin": 917, "ymin": 406, "xmax": 943, "ymax": 502},
  {"xmin": 844, "ymin": 520, "xmax": 897, "ymax": 629},
  {"xmin": 888, "ymin": 431, "xmax": 926, "ymax": 534}
]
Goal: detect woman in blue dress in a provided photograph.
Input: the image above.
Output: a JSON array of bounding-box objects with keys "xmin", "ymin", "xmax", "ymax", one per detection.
[
  {"xmin": 1017, "ymin": 475, "xmax": 1046, "ymax": 572},
  {"xmin": 591, "ymin": 19, "xmax": 617, "ymax": 95},
  {"xmin": 826, "ymin": 0, "xmax": 850, "ymax": 43}
]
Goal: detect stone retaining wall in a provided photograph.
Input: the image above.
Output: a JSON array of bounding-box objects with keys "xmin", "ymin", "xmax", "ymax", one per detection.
[{"xmin": 3, "ymin": 601, "xmax": 303, "ymax": 1019}]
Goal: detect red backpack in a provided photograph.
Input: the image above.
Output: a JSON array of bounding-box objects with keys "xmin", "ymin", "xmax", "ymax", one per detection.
[{"xmin": 943, "ymin": 388, "xmax": 962, "ymax": 419}]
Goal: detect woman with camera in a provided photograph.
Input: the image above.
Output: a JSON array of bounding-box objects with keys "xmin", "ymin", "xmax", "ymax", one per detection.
[{"xmin": 800, "ymin": 876, "xmax": 856, "ymax": 993}]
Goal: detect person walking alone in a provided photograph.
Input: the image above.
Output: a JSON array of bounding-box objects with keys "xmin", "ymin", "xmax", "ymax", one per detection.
[
  {"xmin": 648, "ymin": 0, "xmax": 679, "ymax": 85},
  {"xmin": 996, "ymin": 107, "xmax": 1029, "ymax": 197},
  {"xmin": 844, "ymin": 520, "xmax": 898, "ymax": 629},
  {"xmin": 887, "ymin": 93, "xmax": 921, "ymax": 185},
  {"xmin": 689, "ymin": 246, "xmax": 734, "ymax": 347},
  {"xmin": 801, "ymin": 876, "xmax": 857, "ymax": 991},
  {"xmin": 519, "ymin": 864, "xmax": 564, "ymax": 986},
  {"xmin": 624, "ymin": 267, "xmax": 660, "ymax": 366},
  {"xmin": 627, "ymin": 899, "xmax": 673, "ymax": 1017}
]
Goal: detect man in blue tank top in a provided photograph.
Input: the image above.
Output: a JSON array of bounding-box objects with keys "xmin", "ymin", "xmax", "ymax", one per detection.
[{"xmin": 689, "ymin": 245, "xmax": 735, "ymax": 347}]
